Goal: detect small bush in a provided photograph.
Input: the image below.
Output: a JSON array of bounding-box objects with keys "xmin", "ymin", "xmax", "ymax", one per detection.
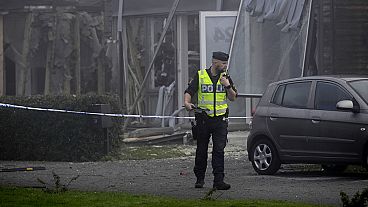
[
  {"xmin": 0, "ymin": 94, "xmax": 123, "ymax": 161},
  {"xmin": 340, "ymin": 187, "xmax": 368, "ymax": 207}
]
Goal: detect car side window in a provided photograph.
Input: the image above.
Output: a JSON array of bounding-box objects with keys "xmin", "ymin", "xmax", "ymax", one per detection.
[
  {"xmin": 281, "ymin": 82, "xmax": 311, "ymax": 108},
  {"xmin": 272, "ymin": 85, "xmax": 285, "ymax": 105},
  {"xmin": 315, "ymin": 82, "xmax": 351, "ymax": 111}
]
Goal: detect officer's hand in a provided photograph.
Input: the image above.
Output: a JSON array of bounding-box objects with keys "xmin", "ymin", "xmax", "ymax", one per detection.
[
  {"xmin": 184, "ymin": 102, "xmax": 195, "ymax": 111},
  {"xmin": 220, "ymin": 75, "xmax": 230, "ymax": 87}
]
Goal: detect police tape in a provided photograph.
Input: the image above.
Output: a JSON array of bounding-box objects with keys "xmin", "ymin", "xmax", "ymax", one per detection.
[{"xmin": 0, "ymin": 103, "xmax": 252, "ymax": 120}]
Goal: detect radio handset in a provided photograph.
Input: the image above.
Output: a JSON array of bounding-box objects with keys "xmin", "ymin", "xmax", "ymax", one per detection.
[{"xmin": 221, "ymin": 68, "xmax": 230, "ymax": 79}]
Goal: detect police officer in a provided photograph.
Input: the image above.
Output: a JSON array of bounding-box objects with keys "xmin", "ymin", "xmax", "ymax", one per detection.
[{"xmin": 184, "ymin": 51, "xmax": 237, "ymax": 190}]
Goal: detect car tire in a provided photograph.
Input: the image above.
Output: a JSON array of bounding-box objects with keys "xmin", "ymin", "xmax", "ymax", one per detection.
[
  {"xmin": 250, "ymin": 139, "xmax": 281, "ymax": 175},
  {"xmin": 321, "ymin": 164, "xmax": 347, "ymax": 173}
]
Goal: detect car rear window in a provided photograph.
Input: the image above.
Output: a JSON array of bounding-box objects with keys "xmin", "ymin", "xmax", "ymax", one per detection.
[{"xmin": 272, "ymin": 82, "xmax": 311, "ymax": 108}]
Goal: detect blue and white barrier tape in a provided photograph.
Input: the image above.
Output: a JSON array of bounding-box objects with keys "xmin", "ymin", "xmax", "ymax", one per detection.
[{"xmin": 0, "ymin": 103, "xmax": 252, "ymax": 119}]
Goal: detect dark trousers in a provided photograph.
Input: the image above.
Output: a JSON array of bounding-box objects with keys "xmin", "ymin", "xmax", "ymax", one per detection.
[{"xmin": 193, "ymin": 116, "xmax": 228, "ymax": 183}]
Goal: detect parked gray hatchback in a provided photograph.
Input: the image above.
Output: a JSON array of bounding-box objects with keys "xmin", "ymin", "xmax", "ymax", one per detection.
[{"xmin": 247, "ymin": 76, "xmax": 368, "ymax": 175}]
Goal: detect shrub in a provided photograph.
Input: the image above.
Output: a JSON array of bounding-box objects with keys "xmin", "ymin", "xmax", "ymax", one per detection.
[
  {"xmin": 340, "ymin": 187, "xmax": 368, "ymax": 207},
  {"xmin": 0, "ymin": 94, "xmax": 123, "ymax": 161}
]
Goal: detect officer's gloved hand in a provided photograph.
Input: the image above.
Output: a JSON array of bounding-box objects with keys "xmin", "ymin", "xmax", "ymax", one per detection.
[
  {"xmin": 184, "ymin": 102, "xmax": 195, "ymax": 111},
  {"xmin": 220, "ymin": 75, "xmax": 230, "ymax": 87}
]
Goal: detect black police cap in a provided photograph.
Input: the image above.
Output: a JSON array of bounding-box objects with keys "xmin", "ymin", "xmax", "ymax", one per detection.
[{"xmin": 212, "ymin": 51, "xmax": 229, "ymax": 61}]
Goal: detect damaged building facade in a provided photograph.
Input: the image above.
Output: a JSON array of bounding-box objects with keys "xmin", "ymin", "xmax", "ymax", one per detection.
[
  {"xmin": 230, "ymin": 0, "xmax": 368, "ymax": 97},
  {"xmin": 1, "ymin": 0, "xmax": 368, "ymax": 127},
  {"xmin": 0, "ymin": 0, "xmax": 241, "ymax": 126},
  {"xmin": 112, "ymin": 0, "xmax": 241, "ymax": 126},
  {"xmin": 0, "ymin": 0, "xmax": 241, "ymax": 127},
  {"xmin": 0, "ymin": 0, "xmax": 114, "ymax": 96},
  {"xmin": 229, "ymin": 0, "xmax": 368, "ymax": 117}
]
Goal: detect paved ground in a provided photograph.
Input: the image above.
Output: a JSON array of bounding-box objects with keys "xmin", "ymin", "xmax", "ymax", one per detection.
[{"xmin": 1, "ymin": 131, "xmax": 367, "ymax": 206}]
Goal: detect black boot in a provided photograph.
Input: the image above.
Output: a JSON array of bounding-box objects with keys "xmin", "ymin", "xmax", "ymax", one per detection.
[
  {"xmin": 213, "ymin": 181, "xmax": 231, "ymax": 190},
  {"xmin": 195, "ymin": 179, "xmax": 205, "ymax": 188}
]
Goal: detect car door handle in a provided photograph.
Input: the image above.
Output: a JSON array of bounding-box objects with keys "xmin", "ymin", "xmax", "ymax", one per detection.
[
  {"xmin": 270, "ymin": 113, "xmax": 279, "ymax": 121},
  {"xmin": 311, "ymin": 116, "xmax": 320, "ymax": 124}
]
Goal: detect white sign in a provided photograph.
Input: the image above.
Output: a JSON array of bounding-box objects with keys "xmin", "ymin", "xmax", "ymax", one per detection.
[{"xmin": 200, "ymin": 11, "xmax": 238, "ymax": 69}]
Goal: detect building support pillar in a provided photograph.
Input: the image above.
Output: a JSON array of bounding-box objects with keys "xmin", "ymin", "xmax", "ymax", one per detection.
[
  {"xmin": 176, "ymin": 15, "xmax": 188, "ymax": 123},
  {"xmin": 0, "ymin": 15, "xmax": 4, "ymax": 96}
]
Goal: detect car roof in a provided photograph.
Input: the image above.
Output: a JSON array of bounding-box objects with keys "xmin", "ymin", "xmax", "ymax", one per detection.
[{"xmin": 271, "ymin": 75, "xmax": 368, "ymax": 86}]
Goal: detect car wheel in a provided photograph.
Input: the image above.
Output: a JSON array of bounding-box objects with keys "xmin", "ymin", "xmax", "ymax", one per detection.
[
  {"xmin": 250, "ymin": 139, "xmax": 280, "ymax": 175},
  {"xmin": 321, "ymin": 164, "xmax": 347, "ymax": 173}
]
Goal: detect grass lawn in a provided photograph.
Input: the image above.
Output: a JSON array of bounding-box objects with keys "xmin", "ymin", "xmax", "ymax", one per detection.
[{"xmin": 0, "ymin": 187, "xmax": 330, "ymax": 207}]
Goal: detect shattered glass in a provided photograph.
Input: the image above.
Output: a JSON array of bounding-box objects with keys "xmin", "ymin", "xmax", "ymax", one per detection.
[{"xmin": 228, "ymin": 0, "xmax": 310, "ymax": 116}]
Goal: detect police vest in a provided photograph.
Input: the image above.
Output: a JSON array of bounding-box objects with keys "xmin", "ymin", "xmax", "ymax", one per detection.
[{"xmin": 197, "ymin": 69, "xmax": 228, "ymax": 117}]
